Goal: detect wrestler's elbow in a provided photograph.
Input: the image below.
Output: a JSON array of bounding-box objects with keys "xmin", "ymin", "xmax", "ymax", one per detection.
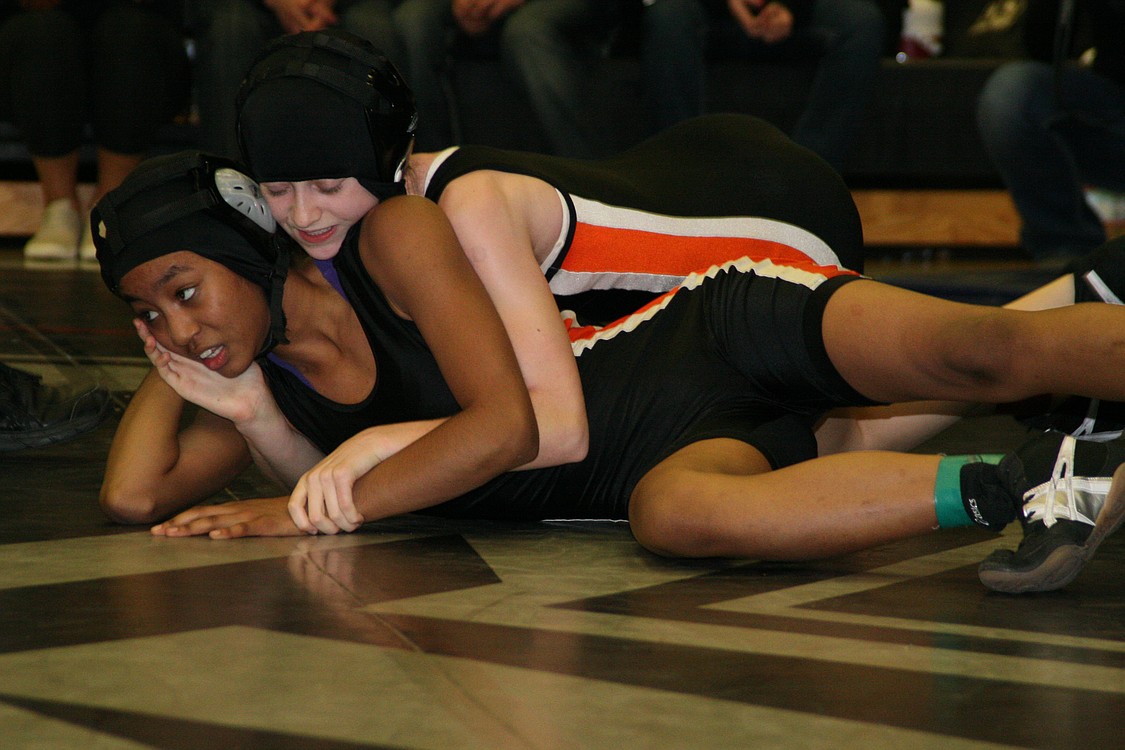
[
  {"xmin": 493, "ymin": 400, "xmax": 539, "ymax": 471},
  {"xmin": 552, "ymin": 414, "xmax": 589, "ymax": 465},
  {"xmin": 511, "ymin": 409, "xmax": 541, "ymax": 468},
  {"xmin": 99, "ymin": 482, "xmax": 164, "ymax": 526},
  {"xmin": 528, "ymin": 391, "xmax": 588, "ymax": 465},
  {"xmin": 98, "ymin": 469, "xmax": 197, "ymax": 525}
]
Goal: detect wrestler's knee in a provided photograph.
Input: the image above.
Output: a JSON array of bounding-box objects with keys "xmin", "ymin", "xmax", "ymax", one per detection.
[
  {"xmin": 931, "ymin": 310, "xmax": 1024, "ymax": 395},
  {"xmin": 628, "ymin": 468, "xmax": 742, "ymax": 558}
]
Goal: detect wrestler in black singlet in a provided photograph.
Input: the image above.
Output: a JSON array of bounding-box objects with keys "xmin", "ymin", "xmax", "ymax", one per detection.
[
  {"xmin": 261, "ymin": 224, "xmax": 875, "ymax": 521},
  {"xmin": 428, "ymin": 115, "xmax": 862, "ymax": 268}
]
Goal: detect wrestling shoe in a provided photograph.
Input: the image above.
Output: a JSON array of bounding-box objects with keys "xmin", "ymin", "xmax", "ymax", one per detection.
[
  {"xmin": 0, "ymin": 363, "xmax": 112, "ymax": 451},
  {"xmin": 978, "ymin": 431, "xmax": 1125, "ymax": 593},
  {"xmin": 1017, "ymin": 238, "xmax": 1125, "ymax": 440},
  {"xmin": 1068, "ymin": 234, "xmax": 1125, "ymax": 304},
  {"xmin": 24, "ymin": 199, "xmax": 80, "ymax": 261},
  {"xmin": 1020, "ymin": 396, "xmax": 1125, "ymax": 442}
]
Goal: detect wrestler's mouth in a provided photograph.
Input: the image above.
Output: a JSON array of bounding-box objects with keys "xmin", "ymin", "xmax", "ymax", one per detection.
[
  {"xmin": 297, "ymin": 225, "xmax": 337, "ymax": 245},
  {"xmin": 198, "ymin": 345, "xmax": 228, "ymax": 371}
]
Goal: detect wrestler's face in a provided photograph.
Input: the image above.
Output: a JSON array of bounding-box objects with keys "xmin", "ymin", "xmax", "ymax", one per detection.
[
  {"xmin": 119, "ymin": 251, "xmax": 270, "ymax": 378},
  {"xmin": 260, "ymin": 177, "xmax": 378, "ymax": 261}
]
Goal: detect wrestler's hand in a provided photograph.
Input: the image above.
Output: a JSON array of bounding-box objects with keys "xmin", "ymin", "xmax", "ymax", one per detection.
[
  {"xmin": 288, "ymin": 427, "xmax": 397, "ymax": 534},
  {"xmin": 136, "ymin": 319, "xmax": 270, "ymax": 426},
  {"xmin": 152, "ymin": 497, "xmax": 302, "ymax": 539}
]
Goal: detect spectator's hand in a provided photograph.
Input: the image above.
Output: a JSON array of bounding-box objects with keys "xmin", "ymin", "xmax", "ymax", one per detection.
[
  {"xmin": 728, "ymin": 0, "xmax": 794, "ymax": 44},
  {"xmin": 265, "ymin": 0, "xmax": 338, "ymax": 34},
  {"xmin": 453, "ymin": 0, "xmax": 525, "ymax": 36}
]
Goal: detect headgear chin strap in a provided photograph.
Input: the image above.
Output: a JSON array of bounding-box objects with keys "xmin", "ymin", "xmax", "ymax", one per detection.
[{"xmin": 91, "ymin": 151, "xmax": 292, "ymax": 355}]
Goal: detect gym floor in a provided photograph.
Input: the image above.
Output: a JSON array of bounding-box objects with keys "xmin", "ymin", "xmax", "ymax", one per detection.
[{"xmin": 1, "ymin": 245, "xmax": 1121, "ymax": 749}]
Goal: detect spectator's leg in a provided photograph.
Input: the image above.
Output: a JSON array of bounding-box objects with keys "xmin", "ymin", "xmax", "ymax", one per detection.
[
  {"xmin": 394, "ymin": 0, "xmax": 455, "ymax": 151},
  {"xmin": 640, "ymin": 0, "xmax": 708, "ymax": 130},
  {"xmin": 978, "ymin": 61, "xmax": 1125, "ymax": 260},
  {"xmin": 189, "ymin": 0, "xmax": 278, "ymax": 158},
  {"xmin": 3, "ymin": 9, "xmax": 85, "ymax": 206},
  {"xmin": 89, "ymin": 3, "xmax": 189, "ymax": 200},
  {"xmin": 792, "ymin": 0, "xmax": 884, "ymax": 171},
  {"xmin": 498, "ymin": 0, "xmax": 607, "ymax": 157},
  {"xmin": 337, "ymin": 0, "xmax": 405, "ymax": 63},
  {"xmin": 0, "ymin": 9, "xmax": 86, "ymax": 259}
]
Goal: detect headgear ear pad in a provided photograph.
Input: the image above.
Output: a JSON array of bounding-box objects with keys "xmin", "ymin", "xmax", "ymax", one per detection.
[{"xmin": 92, "ymin": 151, "xmax": 291, "ymax": 352}]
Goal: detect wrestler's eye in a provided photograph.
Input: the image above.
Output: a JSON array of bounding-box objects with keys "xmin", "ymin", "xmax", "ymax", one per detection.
[
  {"xmin": 177, "ymin": 286, "xmax": 197, "ymax": 303},
  {"xmin": 313, "ymin": 179, "xmax": 345, "ymax": 195},
  {"xmin": 261, "ymin": 183, "xmax": 290, "ymax": 198},
  {"xmin": 137, "ymin": 309, "xmax": 159, "ymax": 323}
]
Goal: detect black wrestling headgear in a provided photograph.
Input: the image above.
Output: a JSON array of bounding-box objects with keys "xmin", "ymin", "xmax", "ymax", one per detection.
[
  {"xmin": 91, "ymin": 151, "xmax": 291, "ymax": 353},
  {"xmin": 236, "ymin": 29, "xmax": 417, "ymax": 199}
]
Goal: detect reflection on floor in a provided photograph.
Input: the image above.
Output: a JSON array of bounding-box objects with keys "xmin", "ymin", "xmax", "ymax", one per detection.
[{"xmin": 1, "ymin": 248, "xmax": 1122, "ymax": 749}]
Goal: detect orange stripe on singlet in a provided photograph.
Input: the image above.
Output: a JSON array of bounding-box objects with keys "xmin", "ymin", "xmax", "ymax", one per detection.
[{"xmin": 562, "ymin": 223, "xmax": 815, "ymax": 276}]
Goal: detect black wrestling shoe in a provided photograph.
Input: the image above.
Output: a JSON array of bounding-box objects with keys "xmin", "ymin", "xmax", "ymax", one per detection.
[
  {"xmin": 1020, "ymin": 396, "xmax": 1125, "ymax": 442},
  {"xmin": 1014, "ymin": 240, "xmax": 1125, "ymax": 440},
  {"xmin": 0, "ymin": 363, "xmax": 112, "ymax": 451},
  {"xmin": 978, "ymin": 431, "xmax": 1125, "ymax": 593},
  {"xmin": 1068, "ymin": 234, "xmax": 1125, "ymax": 304},
  {"xmin": 1015, "ymin": 238, "xmax": 1125, "ymax": 440}
]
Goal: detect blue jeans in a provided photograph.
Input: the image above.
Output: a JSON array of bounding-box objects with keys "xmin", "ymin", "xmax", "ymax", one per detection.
[
  {"xmin": 190, "ymin": 0, "xmax": 403, "ymax": 159},
  {"xmin": 978, "ymin": 60, "xmax": 1125, "ymax": 260},
  {"xmin": 640, "ymin": 0, "xmax": 884, "ymax": 170},
  {"xmin": 395, "ymin": 0, "xmax": 608, "ymax": 157}
]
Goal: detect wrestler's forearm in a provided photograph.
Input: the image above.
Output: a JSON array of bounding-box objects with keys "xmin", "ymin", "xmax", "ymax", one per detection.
[{"xmin": 100, "ymin": 371, "xmax": 251, "ymax": 525}]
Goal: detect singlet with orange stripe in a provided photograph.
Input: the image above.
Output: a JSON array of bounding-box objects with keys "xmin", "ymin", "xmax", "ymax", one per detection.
[
  {"xmin": 424, "ymin": 113, "xmax": 864, "ymax": 300},
  {"xmin": 264, "ymin": 226, "xmax": 876, "ymax": 522}
]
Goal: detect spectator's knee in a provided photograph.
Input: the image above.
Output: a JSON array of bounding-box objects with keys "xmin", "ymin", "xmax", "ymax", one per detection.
[
  {"xmin": 199, "ymin": 3, "xmax": 267, "ymax": 47},
  {"xmin": 977, "ymin": 62, "xmax": 1054, "ymax": 149},
  {"xmin": 498, "ymin": 9, "xmax": 543, "ymax": 49}
]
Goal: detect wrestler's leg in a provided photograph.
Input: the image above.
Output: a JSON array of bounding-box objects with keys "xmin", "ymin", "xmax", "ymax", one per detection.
[
  {"xmin": 821, "ymin": 279, "xmax": 1125, "ymax": 407},
  {"xmin": 628, "ymin": 438, "xmax": 941, "ymax": 560},
  {"xmin": 814, "ymin": 274, "xmax": 1078, "ymax": 455}
]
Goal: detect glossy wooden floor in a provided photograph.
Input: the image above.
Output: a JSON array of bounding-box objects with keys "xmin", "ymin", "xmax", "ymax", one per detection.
[{"xmin": 1, "ymin": 246, "xmax": 1122, "ymax": 750}]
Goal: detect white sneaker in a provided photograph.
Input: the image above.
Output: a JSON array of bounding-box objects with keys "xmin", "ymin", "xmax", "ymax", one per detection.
[
  {"xmin": 24, "ymin": 199, "xmax": 80, "ymax": 261},
  {"xmin": 79, "ymin": 210, "xmax": 97, "ymax": 261}
]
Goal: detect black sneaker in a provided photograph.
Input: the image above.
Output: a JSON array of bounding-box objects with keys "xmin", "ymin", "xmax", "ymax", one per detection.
[
  {"xmin": 978, "ymin": 431, "xmax": 1125, "ymax": 593},
  {"xmin": 0, "ymin": 363, "xmax": 112, "ymax": 451}
]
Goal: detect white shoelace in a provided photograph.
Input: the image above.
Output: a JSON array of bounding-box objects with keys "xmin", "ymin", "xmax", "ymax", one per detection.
[
  {"xmin": 1084, "ymin": 270, "xmax": 1124, "ymax": 305},
  {"xmin": 1022, "ymin": 435, "xmax": 1109, "ymax": 528}
]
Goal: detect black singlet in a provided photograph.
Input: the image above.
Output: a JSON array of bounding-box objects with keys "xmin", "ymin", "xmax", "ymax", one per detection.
[{"xmin": 261, "ymin": 227, "xmax": 875, "ymax": 521}]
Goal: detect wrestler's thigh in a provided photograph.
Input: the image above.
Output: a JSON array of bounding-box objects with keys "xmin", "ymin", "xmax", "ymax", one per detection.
[{"xmin": 820, "ymin": 279, "xmax": 1007, "ymax": 403}]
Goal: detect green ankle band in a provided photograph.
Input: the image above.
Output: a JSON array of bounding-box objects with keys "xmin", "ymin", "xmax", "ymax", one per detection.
[{"xmin": 934, "ymin": 454, "xmax": 1004, "ymax": 528}]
